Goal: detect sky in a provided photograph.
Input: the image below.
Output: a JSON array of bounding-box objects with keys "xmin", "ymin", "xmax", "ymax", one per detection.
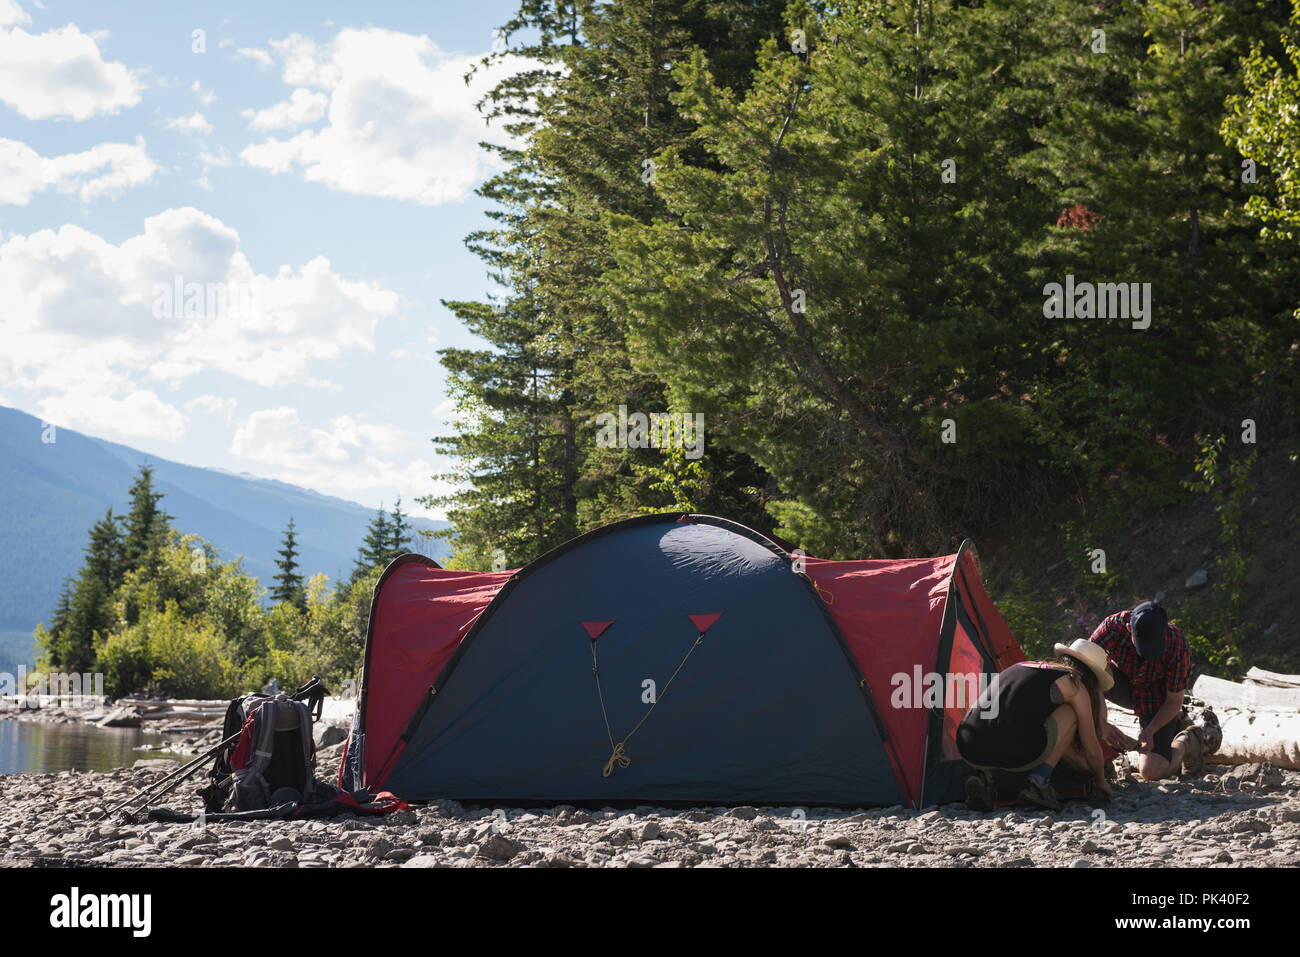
[{"xmin": 0, "ymin": 0, "xmax": 530, "ymax": 518}]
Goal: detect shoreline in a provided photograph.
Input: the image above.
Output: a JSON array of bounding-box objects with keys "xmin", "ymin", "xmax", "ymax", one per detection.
[{"xmin": 0, "ymin": 695, "xmax": 356, "ymax": 757}]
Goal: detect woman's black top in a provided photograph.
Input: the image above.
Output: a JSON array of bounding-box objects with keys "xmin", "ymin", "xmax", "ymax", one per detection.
[{"xmin": 956, "ymin": 661, "xmax": 1068, "ymax": 769}]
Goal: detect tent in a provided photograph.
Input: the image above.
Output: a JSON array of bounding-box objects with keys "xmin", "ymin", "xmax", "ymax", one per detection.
[{"xmin": 338, "ymin": 513, "xmax": 1024, "ymax": 808}]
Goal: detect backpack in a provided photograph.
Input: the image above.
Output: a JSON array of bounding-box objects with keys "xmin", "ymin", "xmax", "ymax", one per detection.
[{"xmin": 202, "ymin": 677, "xmax": 329, "ymax": 813}]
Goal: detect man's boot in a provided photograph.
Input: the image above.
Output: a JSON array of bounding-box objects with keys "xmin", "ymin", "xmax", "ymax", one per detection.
[
  {"xmin": 1199, "ymin": 707, "xmax": 1223, "ymax": 756},
  {"xmin": 1174, "ymin": 725, "xmax": 1206, "ymax": 776}
]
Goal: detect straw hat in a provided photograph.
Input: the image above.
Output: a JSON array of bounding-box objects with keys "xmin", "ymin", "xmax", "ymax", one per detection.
[{"xmin": 1052, "ymin": 638, "xmax": 1114, "ymax": 692}]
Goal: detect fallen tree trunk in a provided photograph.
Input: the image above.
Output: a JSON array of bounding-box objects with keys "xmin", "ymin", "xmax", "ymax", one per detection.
[
  {"xmin": 1209, "ymin": 710, "xmax": 1300, "ymax": 769},
  {"xmin": 1193, "ymin": 674, "xmax": 1300, "ymax": 712},
  {"xmin": 114, "ymin": 698, "xmax": 229, "ymax": 709},
  {"xmin": 1244, "ymin": 667, "xmax": 1300, "ymax": 689}
]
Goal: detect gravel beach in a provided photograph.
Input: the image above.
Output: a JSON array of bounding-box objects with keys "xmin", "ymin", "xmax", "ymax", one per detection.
[{"xmin": 2, "ymin": 753, "xmax": 1296, "ymax": 868}]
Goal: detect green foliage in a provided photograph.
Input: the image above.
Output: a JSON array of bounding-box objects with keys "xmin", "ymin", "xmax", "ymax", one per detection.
[
  {"xmin": 132, "ymin": 602, "xmax": 241, "ymax": 699},
  {"xmin": 1059, "ymin": 512, "xmax": 1126, "ymax": 603},
  {"xmin": 995, "ymin": 576, "xmax": 1055, "ymax": 662},
  {"xmin": 633, "ymin": 447, "xmax": 707, "ymax": 514},
  {"xmin": 766, "ymin": 498, "xmax": 855, "ymax": 560},
  {"xmin": 1177, "ymin": 437, "xmax": 1254, "ymax": 675},
  {"xmin": 427, "ymin": 0, "xmax": 1300, "ymax": 570},
  {"xmin": 95, "ymin": 625, "xmax": 149, "ymax": 698},
  {"xmin": 37, "ymin": 471, "xmax": 388, "ymax": 697},
  {"xmin": 1223, "ymin": 0, "xmax": 1300, "ymax": 245}
]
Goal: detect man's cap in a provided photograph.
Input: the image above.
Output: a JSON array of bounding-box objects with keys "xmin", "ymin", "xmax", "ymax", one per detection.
[{"xmin": 1130, "ymin": 601, "xmax": 1168, "ymax": 660}]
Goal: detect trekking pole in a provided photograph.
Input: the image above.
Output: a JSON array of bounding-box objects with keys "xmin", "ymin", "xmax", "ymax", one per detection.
[
  {"xmin": 290, "ymin": 675, "xmax": 329, "ymax": 722},
  {"xmin": 102, "ymin": 728, "xmax": 242, "ymax": 821}
]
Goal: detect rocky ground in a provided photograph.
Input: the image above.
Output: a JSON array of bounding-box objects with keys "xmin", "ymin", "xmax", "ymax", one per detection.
[{"xmin": 1, "ymin": 755, "xmax": 1296, "ymax": 868}]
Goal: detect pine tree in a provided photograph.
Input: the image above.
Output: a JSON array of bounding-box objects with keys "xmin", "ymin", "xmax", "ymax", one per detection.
[
  {"xmin": 1018, "ymin": 0, "xmax": 1300, "ymax": 486},
  {"xmin": 37, "ymin": 508, "xmax": 126, "ymax": 670},
  {"xmin": 59, "ymin": 572, "xmax": 108, "ymax": 674},
  {"xmin": 271, "ymin": 517, "xmax": 305, "ymax": 610},
  {"xmin": 122, "ymin": 465, "xmax": 172, "ymax": 575},
  {"xmin": 48, "ymin": 578, "xmax": 74, "ymax": 638},
  {"xmin": 427, "ymin": 0, "xmax": 788, "ymax": 565},
  {"xmin": 84, "ymin": 508, "xmax": 125, "ymax": 592},
  {"xmin": 353, "ymin": 505, "xmax": 393, "ymax": 581},
  {"xmin": 388, "ymin": 497, "xmax": 412, "ymax": 557},
  {"xmin": 603, "ymin": 0, "xmax": 1064, "ymax": 552}
]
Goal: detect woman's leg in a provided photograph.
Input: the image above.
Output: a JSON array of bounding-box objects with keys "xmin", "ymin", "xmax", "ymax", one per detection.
[
  {"xmin": 1016, "ymin": 705, "xmax": 1081, "ymax": 812},
  {"xmin": 1045, "ymin": 704, "xmax": 1078, "ymax": 766}
]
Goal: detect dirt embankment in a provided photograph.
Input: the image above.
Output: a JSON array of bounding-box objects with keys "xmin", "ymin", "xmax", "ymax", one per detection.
[{"xmin": 980, "ymin": 440, "xmax": 1300, "ymax": 673}]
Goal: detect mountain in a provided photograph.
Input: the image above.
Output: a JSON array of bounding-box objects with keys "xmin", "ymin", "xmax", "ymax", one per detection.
[{"xmin": 0, "ymin": 405, "xmax": 449, "ymax": 670}]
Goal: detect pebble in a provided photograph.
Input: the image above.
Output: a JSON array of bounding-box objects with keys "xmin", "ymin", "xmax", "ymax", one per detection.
[{"xmin": 3, "ymin": 764, "xmax": 1297, "ymax": 868}]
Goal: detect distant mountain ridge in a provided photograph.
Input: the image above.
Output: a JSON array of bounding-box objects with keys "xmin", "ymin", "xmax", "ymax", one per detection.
[{"xmin": 0, "ymin": 405, "xmax": 449, "ymax": 670}]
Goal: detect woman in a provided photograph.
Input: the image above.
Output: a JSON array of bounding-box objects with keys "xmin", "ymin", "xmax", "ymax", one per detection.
[{"xmin": 957, "ymin": 638, "xmax": 1114, "ymax": 812}]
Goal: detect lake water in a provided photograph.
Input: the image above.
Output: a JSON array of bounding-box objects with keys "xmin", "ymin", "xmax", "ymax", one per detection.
[{"xmin": 0, "ymin": 720, "xmax": 183, "ymax": 774}]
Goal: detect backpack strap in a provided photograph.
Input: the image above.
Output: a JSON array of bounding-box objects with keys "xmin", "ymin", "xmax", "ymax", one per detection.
[
  {"xmin": 229, "ymin": 695, "xmax": 284, "ymax": 811},
  {"xmin": 293, "ymin": 698, "xmax": 317, "ymax": 800}
]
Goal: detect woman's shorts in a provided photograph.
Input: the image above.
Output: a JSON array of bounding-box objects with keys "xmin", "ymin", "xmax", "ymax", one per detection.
[{"xmin": 959, "ymin": 711, "xmax": 1061, "ymax": 773}]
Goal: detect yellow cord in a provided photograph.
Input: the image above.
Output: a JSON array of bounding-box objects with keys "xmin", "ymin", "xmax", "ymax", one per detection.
[
  {"xmin": 602, "ymin": 742, "xmax": 630, "ymax": 777},
  {"xmin": 593, "ymin": 633, "xmax": 704, "ymax": 777}
]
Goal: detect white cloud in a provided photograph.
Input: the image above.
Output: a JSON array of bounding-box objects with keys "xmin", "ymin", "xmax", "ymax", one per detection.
[
  {"xmin": 243, "ymin": 87, "xmax": 328, "ymax": 131},
  {"xmin": 0, "ymin": 208, "xmax": 401, "ymax": 440},
  {"xmin": 0, "ymin": 20, "xmax": 142, "ymax": 120},
  {"xmin": 240, "ymin": 28, "xmax": 538, "ymax": 205},
  {"xmin": 235, "ymin": 46, "xmax": 272, "ymax": 67},
  {"xmin": 431, "ymin": 397, "xmax": 455, "ymax": 423},
  {"xmin": 184, "ymin": 393, "xmax": 237, "ymax": 420},
  {"xmin": 191, "ymin": 80, "xmax": 216, "ymax": 105},
  {"xmin": 166, "ymin": 111, "xmax": 212, "ymax": 135},
  {"xmin": 0, "ymin": 136, "xmax": 156, "ymax": 204},
  {"xmin": 270, "ymin": 34, "xmax": 341, "ymax": 89},
  {"xmin": 40, "ymin": 389, "xmax": 187, "ymax": 443},
  {"xmin": 0, "ymin": 1, "xmax": 29, "ymax": 27},
  {"xmin": 199, "ymin": 148, "xmax": 231, "ymax": 167},
  {"xmin": 230, "ymin": 406, "xmax": 436, "ymax": 504}
]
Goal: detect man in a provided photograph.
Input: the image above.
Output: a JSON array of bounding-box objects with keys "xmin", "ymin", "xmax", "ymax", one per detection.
[{"xmin": 1089, "ymin": 600, "xmax": 1218, "ymax": 779}]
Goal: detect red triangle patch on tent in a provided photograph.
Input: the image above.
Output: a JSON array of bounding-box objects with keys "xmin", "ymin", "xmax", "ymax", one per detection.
[
  {"xmin": 687, "ymin": 613, "xmax": 721, "ymax": 634},
  {"xmin": 581, "ymin": 620, "xmax": 615, "ymax": 640}
]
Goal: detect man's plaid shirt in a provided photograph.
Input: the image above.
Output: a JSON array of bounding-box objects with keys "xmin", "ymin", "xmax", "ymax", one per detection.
[{"xmin": 1089, "ymin": 610, "xmax": 1191, "ymax": 716}]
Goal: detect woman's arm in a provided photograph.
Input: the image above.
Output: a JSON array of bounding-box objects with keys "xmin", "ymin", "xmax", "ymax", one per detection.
[{"xmin": 1057, "ymin": 676, "xmax": 1107, "ymax": 783}]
